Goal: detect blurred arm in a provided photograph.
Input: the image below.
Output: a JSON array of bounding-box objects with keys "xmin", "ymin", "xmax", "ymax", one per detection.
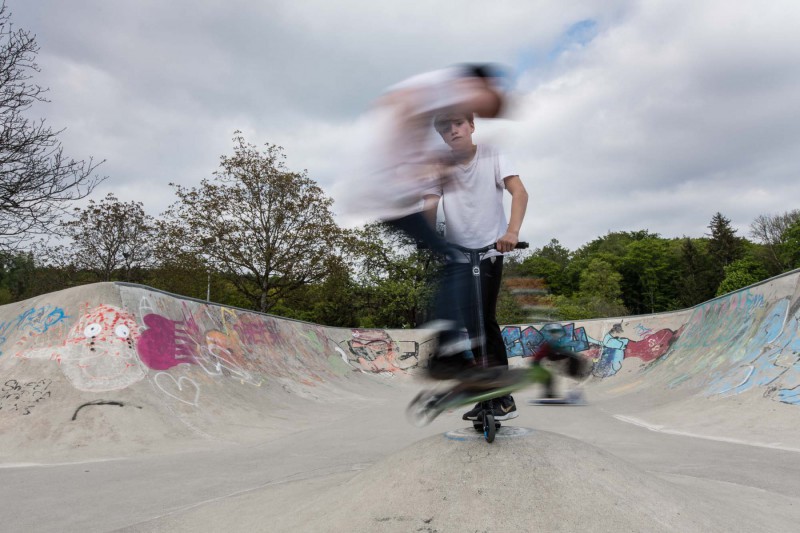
[{"xmin": 423, "ymin": 194, "xmax": 441, "ymax": 228}]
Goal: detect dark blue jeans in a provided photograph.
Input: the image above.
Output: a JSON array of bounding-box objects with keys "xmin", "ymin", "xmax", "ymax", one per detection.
[
  {"xmin": 442, "ymin": 256, "xmax": 508, "ymax": 369},
  {"xmin": 385, "ymin": 213, "xmax": 508, "ymax": 369},
  {"xmin": 385, "ymin": 212, "xmax": 469, "ymax": 337}
]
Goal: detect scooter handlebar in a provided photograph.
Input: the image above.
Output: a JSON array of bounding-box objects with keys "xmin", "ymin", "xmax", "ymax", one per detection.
[
  {"xmin": 449, "ymin": 241, "xmax": 529, "ymax": 253},
  {"xmin": 416, "ymin": 241, "xmax": 528, "ymax": 251}
]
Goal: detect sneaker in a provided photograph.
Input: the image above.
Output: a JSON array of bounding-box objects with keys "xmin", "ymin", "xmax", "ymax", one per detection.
[
  {"xmin": 492, "ymin": 394, "xmax": 518, "ymax": 421},
  {"xmin": 462, "ymin": 402, "xmax": 483, "ymax": 421}
]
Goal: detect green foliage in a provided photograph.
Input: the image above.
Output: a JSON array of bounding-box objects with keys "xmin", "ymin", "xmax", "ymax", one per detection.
[
  {"xmin": 518, "ymin": 239, "xmax": 572, "ymax": 294},
  {"xmin": 619, "ymin": 237, "xmax": 680, "ymax": 314},
  {"xmin": 579, "ymin": 258, "xmax": 623, "ymax": 301},
  {"xmin": 0, "ymin": 251, "xmax": 34, "ymax": 303},
  {"xmin": 780, "ymin": 218, "xmax": 800, "ymax": 269},
  {"xmin": 707, "ymin": 212, "xmax": 745, "ymax": 287},
  {"xmin": 553, "ymin": 294, "xmax": 629, "ymax": 321},
  {"xmin": 273, "ymin": 257, "xmax": 358, "ymax": 327},
  {"xmin": 716, "ymin": 256, "xmax": 770, "ymax": 296},
  {"xmin": 552, "ymin": 258, "xmax": 629, "ymax": 320},
  {"xmin": 749, "ymin": 210, "xmax": 800, "ymax": 274},
  {"xmin": 674, "ymin": 237, "xmax": 716, "ymax": 307}
]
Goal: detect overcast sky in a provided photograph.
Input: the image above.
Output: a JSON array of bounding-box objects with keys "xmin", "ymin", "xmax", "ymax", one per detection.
[{"xmin": 10, "ymin": 0, "xmax": 800, "ymax": 250}]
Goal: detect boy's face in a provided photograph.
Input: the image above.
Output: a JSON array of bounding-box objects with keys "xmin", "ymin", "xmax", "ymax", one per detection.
[{"xmin": 435, "ymin": 115, "xmax": 474, "ymax": 151}]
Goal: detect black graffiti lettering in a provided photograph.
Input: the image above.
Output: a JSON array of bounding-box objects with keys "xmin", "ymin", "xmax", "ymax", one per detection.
[{"xmin": 0, "ymin": 379, "xmax": 53, "ymax": 415}]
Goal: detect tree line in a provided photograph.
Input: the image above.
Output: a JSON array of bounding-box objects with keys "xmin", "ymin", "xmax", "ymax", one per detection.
[
  {"xmin": 516, "ymin": 210, "xmax": 800, "ymax": 320},
  {"xmin": 1, "ymin": 2, "xmax": 799, "ymax": 325}
]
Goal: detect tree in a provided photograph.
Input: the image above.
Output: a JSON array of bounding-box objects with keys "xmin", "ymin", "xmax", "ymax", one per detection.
[
  {"xmin": 271, "ymin": 255, "xmax": 359, "ymax": 327},
  {"xmin": 163, "ymin": 132, "xmax": 343, "ymax": 313},
  {"xmin": 553, "ymin": 258, "xmax": 628, "ymax": 320},
  {"xmin": 780, "ymin": 218, "xmax": 800, "ymax": 270},
  {"xmin": 51, "ymin": 193, "xmax": 155, "ymax": 282},
  {"xmin": 0, "ymin": 3, "xmax": 103, "ymax": 250},
  {"xmin": 567, "ymin": 231, "xmax": 658, "ymax": 299},
  {"xmin": 716, "ymin": 257, "xmax": 769, "ymax": 296},
  {"xmin": 675, "ymin": 237, "xmax": 716, "ymax": 307},
  {"xmin": 750, "ymin": 210, "xmax": 800, "ymax": 273},
  {"xmin": 619, "ymin": 238, "xmax": 679, "ymax": 314},
  {"xmin": 707, "ymin": 212, "xmax": 744, "ymax": 287},
  {"xmin": 0, "ymin": 249, "xmax": 33, "ymax": 303},
  {"xmin": 518, "ymin": 238, "xmax": 572, "ymax": 294}
]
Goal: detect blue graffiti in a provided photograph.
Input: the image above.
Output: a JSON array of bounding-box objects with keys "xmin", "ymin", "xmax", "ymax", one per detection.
[
  {"xmin": 502, "ymin": 323, "xmax": 589, "ymax": 358},
  {"xmin": 705, "ymin": 298, "xmax": 793, "ymax": 397},
  {"xmin": 0, "ymin": 305, "xmax": 69, "ymax": 357},
  {"xmin": 590, "ymin": 332, "xmax": 630, "ymax": 378},
  {"xmin": 779, "ymin": 386, "xmax": 800, "ymax": 404}
]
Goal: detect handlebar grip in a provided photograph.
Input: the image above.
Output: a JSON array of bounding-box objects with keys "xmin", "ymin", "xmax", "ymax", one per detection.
[{"xmin": 515, "ymin": 242, "xmax": 529, "ymax": 250}]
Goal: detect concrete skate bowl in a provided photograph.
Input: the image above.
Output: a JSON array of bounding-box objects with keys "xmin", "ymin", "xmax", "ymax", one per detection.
[
  {"xmin": 2, "ymin": 274, "xmax": 800, "ymax": 532},
  {"xmin": 501, "ymin": 267, "xmax": 800, "ymax": 448},
  {"xmin": 0, "ymin": 282, "xmax": 433, "ymax": 462},
  {"xmin": 5, "ymin": 270, "xmax": 797, "ymax": 461}
]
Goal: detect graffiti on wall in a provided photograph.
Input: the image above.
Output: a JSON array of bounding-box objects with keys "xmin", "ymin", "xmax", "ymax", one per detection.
[
  {"xmin": 345, "ymin": 329, "xmax": 423, "ymax": 373},
  {"xmin": 587, "ymin": 324, "xmax": 679, "ymax": 378},
  {"xmin": 0, "ymin": 305, "xmax": 69, "ymax": 357},
  {"xmin": 501, "ymin": 321, "xmax": 679, "ymax": 379},
  {"xmin": 16, "ymin": 304, "xmax": 146, "ymax": 393},
  {"xmin": 502, "ymin": 323, "xmax": 589, "ymax": 358},
  {"xmin": 518, "ymin": 285, "xmax": 800, "ymax": 406},
  {"xmin": 7, "ymin": 295, "xmax": 354, "ymax": 400},
  {"xmin": 702, "ymin": 295, "xmax": 800, "ymax": 405},
  {"xmin": 0, "ymin": 379, "xmax": 53, "ymax": 415},
  {"xmin": 133, "ymin": 295, "xmax": 355, "ymax": 404}
]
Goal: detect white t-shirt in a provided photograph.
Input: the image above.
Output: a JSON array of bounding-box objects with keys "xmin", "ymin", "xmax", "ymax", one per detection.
[{"xmin": 425, "ymin": 144, "xmax": 516, "ymax": 261}]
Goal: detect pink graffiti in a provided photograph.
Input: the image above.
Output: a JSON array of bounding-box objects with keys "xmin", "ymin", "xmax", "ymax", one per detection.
[
  {"xmin": 136, "ymin": 314, "xmax": 200, "ymax": 370},
  {"xmin": 232, "ymin": 314, "xmax": 280, "ymax": 346}
]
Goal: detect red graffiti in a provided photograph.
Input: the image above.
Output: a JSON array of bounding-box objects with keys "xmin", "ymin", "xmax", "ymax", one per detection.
[{"xmin": 625, "ymin": 329, "xmax": 677, "ymax": 362}]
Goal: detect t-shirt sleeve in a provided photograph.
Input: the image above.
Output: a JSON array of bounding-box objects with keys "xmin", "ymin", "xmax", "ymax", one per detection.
[{"xmin": 495, "ymin": 150, "xmax": 517, "ymax": 187}]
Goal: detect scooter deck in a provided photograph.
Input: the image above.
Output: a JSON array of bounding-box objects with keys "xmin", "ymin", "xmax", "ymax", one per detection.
[{"xmin": 407, "ymin": 365, "xmax": 552, "ymax": 427}]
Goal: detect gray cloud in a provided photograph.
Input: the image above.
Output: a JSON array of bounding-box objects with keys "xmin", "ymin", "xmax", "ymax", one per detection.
[{"xmin": 9, "ymin": 0, "xmax": 800, "ymax": 251}]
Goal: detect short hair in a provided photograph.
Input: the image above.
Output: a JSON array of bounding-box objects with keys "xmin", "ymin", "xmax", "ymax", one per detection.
[{"xmin": 433, "ymin": 112, "xmax": 474, "ymax": 134}]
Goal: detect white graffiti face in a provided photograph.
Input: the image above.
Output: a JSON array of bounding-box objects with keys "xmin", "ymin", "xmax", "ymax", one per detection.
[{"xmin": 61, "ymin": 305, "xmax": 146, "ymax": 392}]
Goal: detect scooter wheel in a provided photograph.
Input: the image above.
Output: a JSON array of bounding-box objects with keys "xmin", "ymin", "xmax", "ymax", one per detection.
[{"xmin": 484, "ymin": 413, "xmax": 496, "ymax": 443}]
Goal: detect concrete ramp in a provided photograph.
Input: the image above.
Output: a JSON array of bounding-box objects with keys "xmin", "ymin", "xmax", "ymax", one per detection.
[
  {"xmin": 0, "ymin": 282, "xmax": 432, "ymax": 462},
  {"xmin": 503, "ymin": 268, "xmax": 800, "ymax": 447}
]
